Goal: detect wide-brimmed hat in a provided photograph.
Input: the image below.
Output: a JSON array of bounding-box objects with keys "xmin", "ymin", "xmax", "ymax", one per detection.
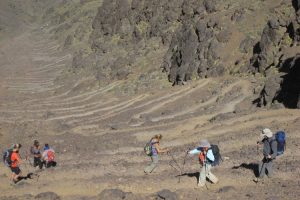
[
  {"xmin": 260, "ymin": 128, "xmax": 273, "ymax": 139},
  {"xmin": 199, "ymin": 139, "xmax": 211, "ymax": 148}
]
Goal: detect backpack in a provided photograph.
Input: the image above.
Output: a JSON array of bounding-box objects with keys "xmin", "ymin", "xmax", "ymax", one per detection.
[
  {"xmin": 144, "ymin": 141, "xmax": 152, "ymax": 156},
  {"xmin": 209, "ymin": 144, "xmax": 222, "ymax": 166},
  {"xmin": 275, "ymin": 131, "xmax": 286, "ymax": 156},
  {"xmin": 3, "ymin": 149, "xmax": 13, "ymax": 167},
  {"xmin": 47, "ymin": 150, "xmax": 55, "ymax": 162}
]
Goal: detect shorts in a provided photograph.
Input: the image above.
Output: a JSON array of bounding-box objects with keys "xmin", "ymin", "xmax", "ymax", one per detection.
[{"xmin": 10, "ymin": 167, "xmax": 21, "ymax": 175}]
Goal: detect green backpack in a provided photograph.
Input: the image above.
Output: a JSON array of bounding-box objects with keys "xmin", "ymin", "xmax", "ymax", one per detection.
[{"xmin": 144, "ymin": 140, "xmax": 152, "ymax": 156}]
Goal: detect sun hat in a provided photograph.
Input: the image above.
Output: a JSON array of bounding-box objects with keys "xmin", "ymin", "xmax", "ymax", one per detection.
[
  {"xmin": 261, "ymin": 128, "xmax": 273, "ymax": 139},
  {"xmin": 199, "ymin": 139, "xmax": 211, "ymax": 148}
]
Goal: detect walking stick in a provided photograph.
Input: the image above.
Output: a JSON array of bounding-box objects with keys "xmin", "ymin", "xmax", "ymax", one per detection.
[
  {"xmin": 179, "ymin": 148, "xmax": 192, "ymax": 183},
  {"xmin": 255, "ymin": 159, "xmax": 265, "ymax": 183},
  {"xmin": 167, "ymin": 151, "xmax": 183, "ymax": 183}
]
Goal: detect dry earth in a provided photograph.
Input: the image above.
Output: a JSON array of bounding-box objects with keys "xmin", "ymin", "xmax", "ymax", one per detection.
[{"xmin": 0, "ymin": 0, "xmax": 300, "ymax": 200}]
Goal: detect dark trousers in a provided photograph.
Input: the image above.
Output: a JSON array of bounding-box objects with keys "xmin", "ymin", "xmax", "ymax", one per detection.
[
  {"xmin": 45, "ymin": 161, "xmax": 57, "ymax": 168},
  {"xmin": 34, "ymin": 157, "xmax": 43, "ymax": 169}
]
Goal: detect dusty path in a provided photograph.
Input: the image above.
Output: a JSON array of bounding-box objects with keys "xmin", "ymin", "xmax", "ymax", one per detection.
[{"xmin": 0, "ymin": 26, "xmax": 300, "ymax": 200}]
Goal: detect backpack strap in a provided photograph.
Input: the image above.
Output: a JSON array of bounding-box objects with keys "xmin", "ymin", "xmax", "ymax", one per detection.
[{"xmin": 268, "ymin": 138, "xmax": 277, "ymax": 157}]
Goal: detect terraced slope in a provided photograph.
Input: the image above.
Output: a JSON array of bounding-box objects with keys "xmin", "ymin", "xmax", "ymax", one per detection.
[{"xmin": 0, "ymin": 26, "xmax": 299, "ymax": 200}]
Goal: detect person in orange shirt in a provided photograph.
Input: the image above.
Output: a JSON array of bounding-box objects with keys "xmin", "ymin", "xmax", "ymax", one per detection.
[{"xmin": 10, "ymin": 144, "xmax": 23, "ymax": 183}]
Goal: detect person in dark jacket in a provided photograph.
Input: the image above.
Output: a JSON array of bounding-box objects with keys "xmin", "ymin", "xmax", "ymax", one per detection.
[{"xmin": 257, "ymin": 128, "xmax": 277, "ymax": 179}]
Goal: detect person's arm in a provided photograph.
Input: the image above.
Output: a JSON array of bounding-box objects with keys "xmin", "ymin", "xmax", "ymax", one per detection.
[
  {"xmin": 188, "ymin": 148, "xmax": 201, "ymax": 155},
  {"xmin": 17, "ymin": 153, "xmax": 22, "ymax": 164},
  {"xmin": 154, "ymin": 142, "xmax": 168, "ymax": 153},
  {"xmin": 206, "ymin": 149, "xmax": 215, "ymax": 162},
  {"xmin": 270, "ymin": 140, "xmax": 277, "ymax": 159}
]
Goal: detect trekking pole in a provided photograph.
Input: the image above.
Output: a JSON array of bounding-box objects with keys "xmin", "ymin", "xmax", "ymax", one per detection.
[
  {"xmin": 256, "ymin": 160, "xmax": 265, "ymax": 183},
  {"xmin": 204, "ymin": 158, "xmax": 209, "ymax": 190},
  {"xmin": 179, "ymin": 148, "xmax": 191, "ymax": 183},
  {"xmin": 167, "ymin": 151, "xmax": 183, "ymax": 183},
  {"xmin": 169, "ymin": 160, "xmax": 181, "ymax": 173},
  {"xmin": 167, "ymin": 151, "xmax": 183, "ymax": 172}
]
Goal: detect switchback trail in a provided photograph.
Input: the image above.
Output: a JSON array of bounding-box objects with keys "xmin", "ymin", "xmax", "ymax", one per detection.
[{"xmin": 0, "ymin": 26, "xmax": 300, "ymax": 200}]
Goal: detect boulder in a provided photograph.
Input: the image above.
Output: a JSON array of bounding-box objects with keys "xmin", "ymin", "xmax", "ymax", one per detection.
[
  {"xmin": 239, "ymin": 37, "xmax": 255, "ymax": 53},
  {"xmin": 156, "ymin": 189, "xmax": 178, "ymax": 200},
  {"xmin": 35, "ymin": 192, "xmax": 61, "ymax": 200},
  {"xmin": 98, "ymin": 189, "xmax": 126, "ymax": 200}
]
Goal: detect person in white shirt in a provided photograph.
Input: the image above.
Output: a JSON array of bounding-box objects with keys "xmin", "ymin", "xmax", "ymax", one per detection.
[
  {"xmin": 189, "ymin": 139, "xmax": 219, "ymax": 187},
  {"xmin": 42, "ymin": 144, "xmax": 56, "ymax": 168}
]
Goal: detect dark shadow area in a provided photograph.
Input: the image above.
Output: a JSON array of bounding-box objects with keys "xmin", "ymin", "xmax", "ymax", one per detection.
[
  {"xmin": 287, "ymin": 22, "xmax": 295, "ymax": 42},
  {"xmin": 292, "ymin": 0, "xmax": 299, "ymax": 12},
  {"xmin": 176, "ymin": 172, "xmax": 199, "ymax": 183},
  {"xmin": 232, "ymin": 163, "xmax": 259, "ymax": 177},
  {"xmin": 252, "ymin": 42, "xmax": 261, "ymax": 54},
  {"xmin": 15, "ymin": 172, "xmax": 40, "ymax": 183},
  {"xmin": 275, "ymin": 55, "xmax": 300, "ymax": 108}
]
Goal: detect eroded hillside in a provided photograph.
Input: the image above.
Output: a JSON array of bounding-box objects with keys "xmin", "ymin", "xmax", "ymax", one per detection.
[{"xmin": 0, "ymin": 0, "xmax": 299, "ymax": 200}]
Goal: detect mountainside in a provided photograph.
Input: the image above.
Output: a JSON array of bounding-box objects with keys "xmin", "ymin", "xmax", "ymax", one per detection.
[
  {"xmin": 36, "ymin": 0, "xmax": 300, "ymax": 108},
  {"xmin": 0, "ymin": 0, "xmax": 299, "ymax": 200}
]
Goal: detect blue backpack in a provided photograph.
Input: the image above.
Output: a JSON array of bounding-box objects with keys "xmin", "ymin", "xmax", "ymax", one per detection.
[{"xmin": 275, "ymin": 131, "xmax": 286, "ymax": 155}]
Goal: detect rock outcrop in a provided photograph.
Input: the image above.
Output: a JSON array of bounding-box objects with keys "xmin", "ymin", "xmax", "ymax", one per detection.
[{"xmin": 251, "ymin": 0, "xmax": 300, "ymax": 108}]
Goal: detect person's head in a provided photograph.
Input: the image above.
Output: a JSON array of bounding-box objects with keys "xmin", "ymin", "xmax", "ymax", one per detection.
[
  {"xmin": 199, "ymin": 139, "xmax": 211, "ymax": 151},
  {"xmin": 34, "ymin": 140, "xmax": 39, "ymax": 147},
  {"xmin": 44, "ymin": 143, "xmax": 50, "ymax": 151},
  {"xmin": 153, "ymin": 134, "xmax": 162, "ymax": 141},
  {"xmin": 260, "ymin": 128, "xmax": 273, "ymax": 140},
  {"xmin": 13, "ymin": 143, "xmax": 22, "ymax": 152}
]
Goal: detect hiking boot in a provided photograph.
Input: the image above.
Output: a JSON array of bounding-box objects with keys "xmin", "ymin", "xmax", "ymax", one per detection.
[
  {"xmin": 253, "ymin": 178, "xmax": 264, "ymax": 184},
  {"xmin": 197, "ymin": 182, "xmax": 205, "ymax": 187}
]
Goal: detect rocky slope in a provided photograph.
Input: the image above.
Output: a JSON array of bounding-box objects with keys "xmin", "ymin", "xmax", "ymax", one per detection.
[
  {"xmin": 37, "ymin": 0, "xmax": 300, "ymax": 108},
  {"xmin": 0, "ymin": 0, "xmax": 300, "ymax": 200}
]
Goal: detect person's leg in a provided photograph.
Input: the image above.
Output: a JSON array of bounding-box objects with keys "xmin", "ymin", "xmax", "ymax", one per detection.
[
  {"xmin": 206, "ymin": 164, "xmax": 218, "ymax": 184},
  {"xmin": 33, "ymin": 157, "xmax": 38, "ymax": 167},
  {"xmin": 266, "ymin": 161, "xmax": 273, "ymax": 177},
  {"xmin": 37, "ymin": 158, "xmax": 43, "ymax": 169},
  {"xmin": 144, "ymin": 155, "xmax": 159, "ymax": 173},
  {"xmin": 12, "ymin": 167, "xmax": 22, "ymax": 183},
  {"xmin": 198, "ymin": 165, "xmax": 206, "ymax": 186},
  {"xmin": 46, "ymin": 162, "xmax": 51, "ymax": 168},
  {"xmin": 258, "ymin": 160, "xmax": 266, "ymax": 178}
]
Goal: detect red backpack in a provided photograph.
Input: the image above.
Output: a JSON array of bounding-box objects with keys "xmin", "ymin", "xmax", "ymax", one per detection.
[{"xmin": 47, "ymin": 150, "xmax": 55, "ymax": 162}]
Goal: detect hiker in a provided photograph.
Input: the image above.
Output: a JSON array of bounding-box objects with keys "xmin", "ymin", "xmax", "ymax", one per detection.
[
  {"xmin": 189, "ymin": 139, "xmax": 218, "ymax": 187},
  {"xmin": 144, "ymin": 134, "xmax": 169, "ymax": 174},
  {"xmin": 10, "ymin": 144, "xmax": 23, "ymax": 183},
  {"xmin": 42, "ymin": 144, "xmax": 56, "ymax": 168},
  {"xmin": 29, "ymin": 140, "xmax": 43, "ymax": 169},
  {"xmin": 257, "ymin": 128, "xmax": 277, "ymax": 179}
]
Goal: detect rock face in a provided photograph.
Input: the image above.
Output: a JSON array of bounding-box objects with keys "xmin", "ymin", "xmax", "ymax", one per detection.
[
  {"xmin": 276, "ymin": 54, "xmax": 300, "ymax": 108},
  {"xmin": 250, "ymin": 19, "xmax": 282, "ymax": 73},
  {"xmin": 89, "ymin": 0, "xmax": 228, "ymax": 85},
  {"xmin": 90, "ymin": 0, "xmax": 184, "ymax": 48},
  {"xmin": 162, "ymin": 20, "xmax": 225, "ymax": 85},
  {"xmin": 251, "ymin": 0, "xmax": 300, "ymax": 108}
]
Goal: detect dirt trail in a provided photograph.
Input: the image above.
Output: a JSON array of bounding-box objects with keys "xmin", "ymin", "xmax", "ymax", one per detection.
[{"xmin": 0, "ymin": 26, "xmax": 300, "ymax": 200}]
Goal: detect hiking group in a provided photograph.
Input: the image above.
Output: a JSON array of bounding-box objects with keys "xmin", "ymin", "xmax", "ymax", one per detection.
[
  {"xmin": 2, "ymin": 140, "xmax": 57, "ymax": 184},
  {"xmin": 144, "ymin": 128, "xmax": 286, "ymax": 187}
]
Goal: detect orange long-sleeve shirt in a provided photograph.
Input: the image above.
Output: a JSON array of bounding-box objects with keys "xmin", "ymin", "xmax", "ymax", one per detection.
[{"xmin": 11, "ymin": 152, "xmax": 21, "ymax": 168}]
